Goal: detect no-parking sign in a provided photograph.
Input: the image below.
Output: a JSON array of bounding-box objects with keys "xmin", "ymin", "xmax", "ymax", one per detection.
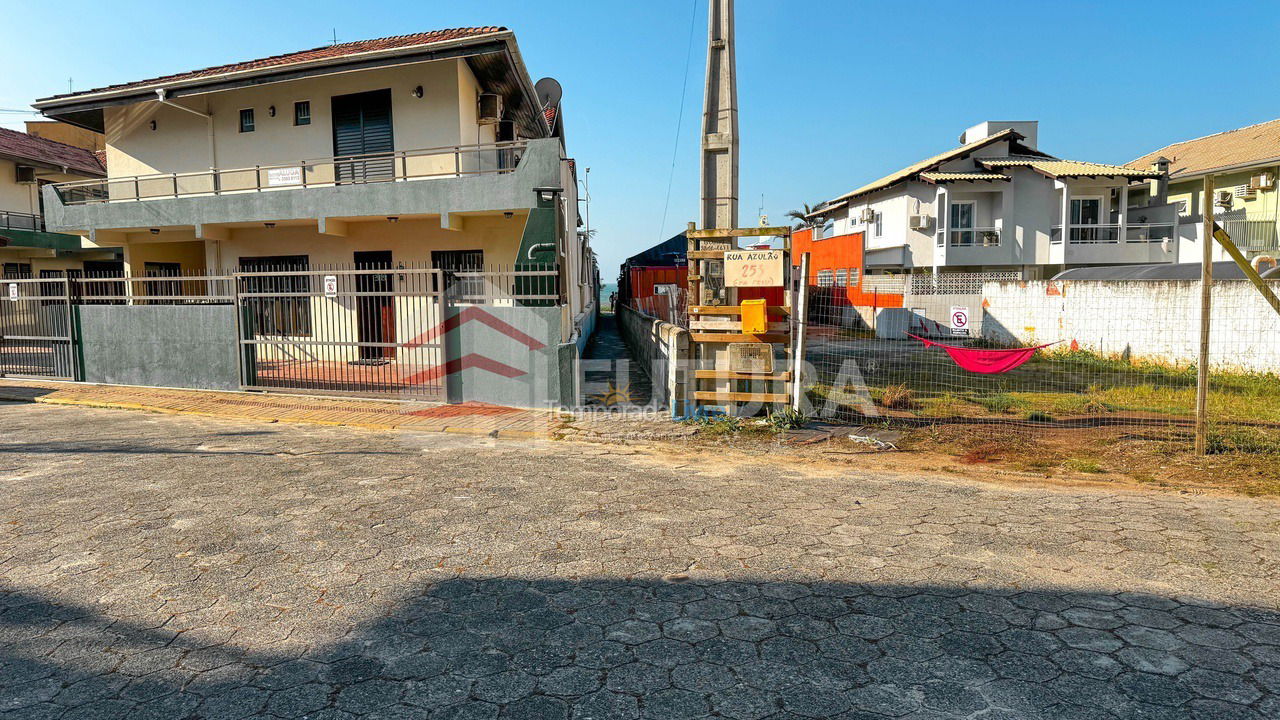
[{"xmin": 950, "ymin": 306, "xmax": 969, "ymax": 335}]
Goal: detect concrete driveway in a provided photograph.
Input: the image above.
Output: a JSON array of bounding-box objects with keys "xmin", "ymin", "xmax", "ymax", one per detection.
[{"xmin": 1, "ymin": 402, "xmax": 1277, "ymax": 719}]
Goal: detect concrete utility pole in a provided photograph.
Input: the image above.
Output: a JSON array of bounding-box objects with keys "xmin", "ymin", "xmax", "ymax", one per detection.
[{"xmin": 700, "ymin": 0, "xmax": 739, "ymax": 230}]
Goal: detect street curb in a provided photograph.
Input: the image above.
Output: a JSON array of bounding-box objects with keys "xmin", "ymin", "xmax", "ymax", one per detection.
[{"xmin": 0, "ymin": 391, "xmax": 554, "ymax": 439}]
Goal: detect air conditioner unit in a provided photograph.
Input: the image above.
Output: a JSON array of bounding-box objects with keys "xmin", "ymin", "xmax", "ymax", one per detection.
[
  {"xmin": 477, "ymin": 93, "xmax": 503, "ymax": 125},
  {"xmin": 14, "ymin": 165, "xmax": 35, "ymax": 184},
  {"xmin": 1215, "ymin": 190, "xmax": 1234, "ymax": 206},
  {"xmin": 908, "ymin": 214, "xmax": 931, "ymax": 231},
  {"xmin": 860, "ymin": 207, "xmax": 876, "ymax": 223},
  {"xmin": 1234, "ymin": 184, "xmax": 1255, "ymax": 199},
  {"xmin": 1251, "ymin": 172, "xmax": 1275, "ymax": 190}
]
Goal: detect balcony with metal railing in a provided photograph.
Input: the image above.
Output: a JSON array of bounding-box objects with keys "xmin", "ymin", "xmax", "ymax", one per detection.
[
  {"xmin": 50, "ymin": 141, "xmax": 527, "ymax": 206},
  {"xmin": 42, "ymin": 138, "xmax": 563, "ymax": 235},
  {"xmin": 0, "ymin": 211, "xmax": 45, "ymax": 233},
  {"xmin": 1051, "ymin": 223, "xmax": 1177, "ymax": 264}
]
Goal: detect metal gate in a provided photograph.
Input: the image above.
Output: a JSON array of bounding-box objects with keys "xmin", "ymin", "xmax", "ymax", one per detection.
[
  {"xmin": 237, "ymin": 267, "xmax": 448, "ymax": 400},
  {"xmin": 0, "ymin": 277, "xmax": 77, "ymax": 380}
]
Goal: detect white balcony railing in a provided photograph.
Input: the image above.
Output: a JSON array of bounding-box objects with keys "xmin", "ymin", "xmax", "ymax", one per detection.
[
  {"xmin": 947, "ymin": 227, "xmax": 1000, "ymax": 247},
  {"xmin": 1124, "ymin": 223, "xmax": 1176, "ymax": 243},
  {"xmin": 1051, "ymin": 223, "xmax": 1176, "ymax": 244},
  {"xmin": 50, "ymin": 140, "xmax": 528, "ymax": 206}
]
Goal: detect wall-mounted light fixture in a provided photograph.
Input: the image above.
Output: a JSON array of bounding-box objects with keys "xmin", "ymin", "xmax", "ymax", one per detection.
[
  {"xmin": 263, "ymin": 222, "xmax": 276, "ymax": 229},
  {"xmin": 503, "ymin": 211, "xmax": 514, "ymax": 219},
  {"xmin": 533, "ymin": 186, "xmax": 563, "ymax": 203},
  {"xmin": 149, "ymin": 228, "xmax": 160, "ymax": 235},
  {"xmin": 268, "ymin": 105, "xmax": 276, "ymax": 117},
  {"xmin": 387, "ymin": 216, "xmax": 399, "ymax": 223},
  {"xmin": 149, "ymin": 120, "xmax": 157, "ymax": 131},
  {"xmin": 412, "ymin": 86, "xmax": 424, "ymax": 99}
]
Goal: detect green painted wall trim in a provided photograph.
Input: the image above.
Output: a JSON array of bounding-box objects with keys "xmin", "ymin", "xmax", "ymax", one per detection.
[
  {"xmin": 0, "ymin": 228, "xmax": 84, "ymax": 251},
  {"xmin": 514, "ymin": 205, "xmax": 559, "ymax": 306}
]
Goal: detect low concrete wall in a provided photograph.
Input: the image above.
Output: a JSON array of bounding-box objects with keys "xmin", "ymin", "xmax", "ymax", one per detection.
[
  {"xmin": 79, "ymin": 305, "xmax": 240, "ymax": 390},
  {"xmin": 443, "ymin": 305, "xmax": 574, "ymax": 409},
  {"xmin": 981, "ymin": 279, "xmax": 1280, "ymax": 372},
  {"xmin": 617, "ymin": 304, "xmax": 689, "ymax": 414},
  {"xmin": 876, "ymin": 293, "xmax": 987, "ymax": 340}
]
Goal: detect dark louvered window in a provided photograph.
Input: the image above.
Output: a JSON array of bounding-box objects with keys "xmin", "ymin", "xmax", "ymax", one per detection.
[
  {"xmin": 331, "ymin": 89, "xmax": 394, "ymax": 182},
  {"xmin": 294, "ymin": 101, "xmax": 311, "ymax": 126},
  {"xmin": 239, "ymin": 108, "xmax": 255, "ymax": 133}
]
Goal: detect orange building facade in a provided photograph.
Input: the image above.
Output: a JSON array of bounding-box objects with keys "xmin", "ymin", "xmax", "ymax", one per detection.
[{"xmin": 791, "ymin": 227, "xmax": 903, "ymax": 310}]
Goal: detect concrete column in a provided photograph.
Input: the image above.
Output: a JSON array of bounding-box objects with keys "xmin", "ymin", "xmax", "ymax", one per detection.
[
  {"xmin": 936, "ymin": 187, "xmax": 949, "ymax": 272},
  {"xmin": 1119, "ymin": 184, "xmax": 1130, "ymax": 245}
]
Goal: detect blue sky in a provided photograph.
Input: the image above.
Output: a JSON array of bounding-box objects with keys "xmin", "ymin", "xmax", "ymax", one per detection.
[{"xmin": 3, "ymin": 1, "xmax": 1278, "ymax": 277}]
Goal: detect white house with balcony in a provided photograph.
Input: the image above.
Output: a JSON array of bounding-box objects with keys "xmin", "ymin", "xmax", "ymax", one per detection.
[{"xmin": 807, "ymin": 121, "xmax": 1178, "ymax": 278}]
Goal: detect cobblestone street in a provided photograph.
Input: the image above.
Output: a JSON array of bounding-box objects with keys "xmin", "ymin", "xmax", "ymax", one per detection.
[{"xmin": 1, "ymin": 402, "xmax": 1278, "ymax": 719}]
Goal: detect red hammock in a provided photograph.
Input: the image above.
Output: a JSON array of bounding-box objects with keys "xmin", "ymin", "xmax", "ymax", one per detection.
[{"xmin": 909, "ymin": 334, "xmax": 1058, "ymax": 374}]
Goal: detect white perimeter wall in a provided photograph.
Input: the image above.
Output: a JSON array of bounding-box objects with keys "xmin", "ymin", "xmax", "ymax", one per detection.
[{"xmin": 981, "ymin": 280, "xmax": 1280, "ymax": 372}]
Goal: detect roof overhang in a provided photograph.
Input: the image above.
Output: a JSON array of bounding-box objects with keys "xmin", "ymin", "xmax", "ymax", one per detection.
[
  {"xmin": 0, "ymin": 228, "xmax": 85, "ymax": 252},
  {"xmin": 0, "ymin": 150, "xmax": 103, "ymax": 178},
  {"xmin": 35, "ymin": 32, "xmax": 549, "ymax": 140},
  {"xmin": 1165, "ymin": 155, "xmax": 1280, "ymax": 182}
]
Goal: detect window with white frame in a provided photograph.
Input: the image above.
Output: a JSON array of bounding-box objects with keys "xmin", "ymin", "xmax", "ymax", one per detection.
[
  {"xmin": 949, "ymin": 201, "xmax": 975, "ymax": 246},
  {"xmin": 816, "ymin": 269, "xmax": 834, "ymax": 287},
  {"xmin": 835, "ymin": 269, "xmax": 847, "ymax": 287},
  {"xmin": 873, "ymin": 211, "xmax": 883, "ymax": 238},
  {"xmin": 848, "ymin": 267, "xmax": 860, "ymax": 287}
]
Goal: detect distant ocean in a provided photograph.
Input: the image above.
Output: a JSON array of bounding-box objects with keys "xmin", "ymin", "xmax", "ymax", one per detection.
[{"xmin": 599, "ymin": 282, "xmax": 617, "ymax": 310}]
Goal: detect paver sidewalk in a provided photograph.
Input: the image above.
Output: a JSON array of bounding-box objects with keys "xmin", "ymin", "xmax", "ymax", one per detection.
[{"xmin": 0, "ymin": 378, "xmax": 563, "ymax": 438}]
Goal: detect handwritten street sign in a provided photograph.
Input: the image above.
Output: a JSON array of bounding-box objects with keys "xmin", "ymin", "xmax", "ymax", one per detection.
[{"xmin": 724, "ymin": 249, "xmax": 784, "ymax": 287}]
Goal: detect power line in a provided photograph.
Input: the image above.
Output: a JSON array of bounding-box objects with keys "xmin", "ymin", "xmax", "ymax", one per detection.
[{"xmin": 657, "ymin": 0, "xmax": 700, "ymax": 243}]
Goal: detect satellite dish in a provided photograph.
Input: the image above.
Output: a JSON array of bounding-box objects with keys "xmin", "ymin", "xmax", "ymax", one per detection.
[{"xmin": 535, "ymin": 77, "xmax": 562, "ymax": 109}]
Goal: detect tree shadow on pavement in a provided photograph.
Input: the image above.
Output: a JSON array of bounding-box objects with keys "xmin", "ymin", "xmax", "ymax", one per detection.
[{"xmin": 2, "ymin": 578, "xmax": 1277, "ymax": 719}]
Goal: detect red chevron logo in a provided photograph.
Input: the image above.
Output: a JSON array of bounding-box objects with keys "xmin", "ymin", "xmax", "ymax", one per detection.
[
  {"xmin": 403, "ymin": 353, "xmax": 529, "ymax": 384},
  {"xmin": 406, "ymin": 307, "xmax": 547, "ymax": 351}
]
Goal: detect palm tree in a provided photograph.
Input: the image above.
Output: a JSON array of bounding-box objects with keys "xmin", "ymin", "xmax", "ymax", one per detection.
[{"xmin": 786, "ymin": 202, "xmax": 824, "ymax": 230}]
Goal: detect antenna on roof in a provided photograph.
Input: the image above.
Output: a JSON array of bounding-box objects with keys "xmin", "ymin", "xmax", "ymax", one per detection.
[
  {"xmin": 68, "ymin": 78, "xmax": 73, "ymax": 94},
  {"xmin": 331, "ymin": 29, "xmax": 338, "ymax": 45}
]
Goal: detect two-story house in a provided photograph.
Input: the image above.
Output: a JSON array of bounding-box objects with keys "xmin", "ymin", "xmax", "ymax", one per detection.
[
  {"xmin": 0, "ymin": 128, "xmax": 117, "ymax": 278},
  {"xmin": 1128, "ymin": 117, "xmax": 1280, "ymax": 262},
  {"xmin": 805, "ymin": 121, "xmax": 1177, "ymax": 280},
  {"xmin": 33, "ymin": 27, "xmax": 593, "ymax": 322}
]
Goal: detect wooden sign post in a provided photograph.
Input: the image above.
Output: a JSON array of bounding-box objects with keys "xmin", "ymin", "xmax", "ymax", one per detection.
[{"xmin": 686, "ymin": 224, "xmax": 794, "ymax": 416}]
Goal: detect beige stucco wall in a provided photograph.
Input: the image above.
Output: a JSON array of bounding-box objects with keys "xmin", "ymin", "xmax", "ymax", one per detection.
[
  {"xmin": 117, "ymin": 215, "xmax": 527, "ymax": 275},
  {"xmin": 0, "ymin": 158, "xmax": 94, "ymax": 217},
  {"xmin": 25, "ymin": 121, "xmax": 105, "ymax": 152},
  {"xmin": 104, "ymin": 58, "xmax": 484, "ymax": 181},
  {"xmin": 113, "ymin": 215, "xmax": 529, "ymax": 361}
]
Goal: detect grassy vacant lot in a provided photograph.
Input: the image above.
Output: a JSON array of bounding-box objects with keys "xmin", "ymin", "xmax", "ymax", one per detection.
[
  {"xmin": 809, "ymin": 343, "xmax": 1280, "ymax": 425},
  {"xmin": 895, "ymin": 422, "xmax": 1280, "ymax": 498}
]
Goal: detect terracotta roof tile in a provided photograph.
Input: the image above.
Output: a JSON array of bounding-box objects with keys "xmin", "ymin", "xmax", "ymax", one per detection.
[
  {"xmin": 38, "ymin": 28, "xmax": 507, "ymax": 103},
  {"xmin": 0, "ymin": 128, "xmax": 105, "ymax": 176},
  {"xmin": 981, "ymin": 157, "xmax": 1161, "ymax": 179},
  {"xmin": 918, "ymin": 171, "xmax": 1010, "ymax": 183},
  {"xmin": 1128, "ymin": 118, "xmax": 1280, "ymax": 180},
  {"xmin": 812, "ymin": 129, "xmax": 1026, "ymax": 214}
]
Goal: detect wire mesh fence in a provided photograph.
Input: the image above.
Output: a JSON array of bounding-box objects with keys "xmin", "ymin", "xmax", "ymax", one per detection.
[{"xmin": 800, "ymin": 269, "xmax": 1280, "ymax": 449}]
